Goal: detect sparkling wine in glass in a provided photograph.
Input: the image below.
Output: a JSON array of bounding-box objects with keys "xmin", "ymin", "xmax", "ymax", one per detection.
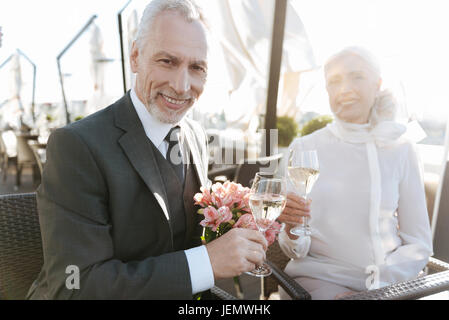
[
  {"xmin": 246, "ymin": 176, "xmax": 287, "ymax": 277},
  {"xmin": 287, "ymin": 149, "xmax": 319, "ymax": 236}
]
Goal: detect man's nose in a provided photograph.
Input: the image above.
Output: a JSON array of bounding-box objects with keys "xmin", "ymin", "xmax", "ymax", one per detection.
[{"xmin": 170, "ymin": 68, "xmax": 190, "ymax": 95}]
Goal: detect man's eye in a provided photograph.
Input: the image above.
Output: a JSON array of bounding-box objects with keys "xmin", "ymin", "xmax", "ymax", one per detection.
[
  {"xmin": 159, "ymin": 59, "xmax": 172, "ymax": 65},
  {"xmin": 192, "ymin": 65, "xmax": 206, "ymax": 73}
]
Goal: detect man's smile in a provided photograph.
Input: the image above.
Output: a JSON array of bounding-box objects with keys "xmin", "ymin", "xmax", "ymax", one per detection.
[{"xmin": 159, "ymin": 93, "xmax": 191, "ymax": 110}]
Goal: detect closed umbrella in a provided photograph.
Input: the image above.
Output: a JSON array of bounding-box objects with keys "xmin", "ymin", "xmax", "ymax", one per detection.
[
  {"xmin": 6, "ymin": 52, "xmax": 23, "ymax": 129},
  {"xmin": 89, "ymin": 23, "xmax": 106, "ymax": 93},
  {"xmin": 85, "ymin": 23, "xmax": 113, "ymax": 116}
]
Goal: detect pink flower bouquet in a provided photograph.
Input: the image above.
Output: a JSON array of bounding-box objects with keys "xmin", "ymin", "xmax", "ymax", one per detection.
[{"xmin": 194, "ymin": 181, "xmax": 282, "ymax": 246}]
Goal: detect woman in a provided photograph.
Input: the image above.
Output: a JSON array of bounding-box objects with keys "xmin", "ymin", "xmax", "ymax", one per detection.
[{"xmin": 278, "ymin": 46, "xmax": 433, "ymax": 300}]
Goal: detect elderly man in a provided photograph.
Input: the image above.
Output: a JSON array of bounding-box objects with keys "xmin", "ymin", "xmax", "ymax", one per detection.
[{"xmin": 27, "ymin": 0, "xmax": 267, "ymax": 300}]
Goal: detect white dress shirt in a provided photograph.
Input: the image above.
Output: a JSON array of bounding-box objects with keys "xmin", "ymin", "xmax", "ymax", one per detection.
[
  {"xmin": 130, "ymin": 89, "xmax": 215, "ymax": 294},
  {"xmin": 279, "ymin": 125, "xmax": 433, "ymax": 291}
]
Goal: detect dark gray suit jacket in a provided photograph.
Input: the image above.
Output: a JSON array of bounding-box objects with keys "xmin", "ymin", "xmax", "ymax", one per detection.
[{"xmin": 27, "ymin": 93, "xmax": 210, "ymax": 299}]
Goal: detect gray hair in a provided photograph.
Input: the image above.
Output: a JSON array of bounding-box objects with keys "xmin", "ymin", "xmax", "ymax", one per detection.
[
  {"xmin": 324, "ymin": 46, "xmax": 381, "ymax": 79},
  {"xmin": 135, "ymin": 0, "xmax": 206, "ymax": 50}
]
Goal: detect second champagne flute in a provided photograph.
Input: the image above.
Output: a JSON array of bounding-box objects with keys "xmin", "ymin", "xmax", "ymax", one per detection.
[
  {"xmin": 247, "ymin": 175, "xmax": 287, "ymax": 277},
  {"xmin": 287, "ymin": 149, "xmax": 320, "ymax": 236}
]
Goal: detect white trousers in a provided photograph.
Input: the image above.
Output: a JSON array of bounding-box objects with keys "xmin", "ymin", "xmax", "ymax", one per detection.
[{"xmin": 279, "ymin": 277, "xmax": 358, "ymax": 300}]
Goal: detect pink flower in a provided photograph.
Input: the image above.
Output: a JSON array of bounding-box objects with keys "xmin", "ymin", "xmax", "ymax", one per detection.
[
  {"xmin": 264, "ymin": 221, "xmax": 282, "ymax": 246},
  {"xmin": 200, "ymin": 207, "xmax": 219, "ymax": 228},
  {"xmin": 223, "ymin": 181, "xmax": 239, "ymax": 194},
  {"xmin": 232, "ymin": 214, "xmax": 281, "ymax": 246},
  {"xmin": 234, "ymin": 192, "xmax": 251, "ymax": 213},
  {"xmin": 233, "ymin": 213, "xmax": 257, "ymax": 230},
  {"xmin": 194, "ymin": 187, "xmax": 214, "ymax": 207},
  {"xmin": 193, "ymin": 193, "xmax": 204, "ymax": 206},
  {"xmin": 216, "ymin": 206, "xmax": 233, "ymax": 225},
  {"xmin": 269, "ymin": 221, "xmax": 282, "ymax": 233},
  {"xmin": 200, "ymin": 206, "xmax": 233, "ymax": 232},
  {"xmin": 216, "ymin": 194, "xmax": 234, "ymax": 208},
  {"xmin": 264, "ymin": 229, "xmax": 277, "ymax": 246},
  {"xmin": 212, "ymin": 182, "xmax": 225, "ymax": 195}
]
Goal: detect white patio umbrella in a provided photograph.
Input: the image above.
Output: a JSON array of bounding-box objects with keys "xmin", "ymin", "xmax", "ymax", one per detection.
[
  {"xmin": 4, "ymin": 52, "xmax": 23, "ymax": 129},
  {"xmin": 85, "ymin": 23, "xmax": 113, "ymax": 116},
  {"xmin": 89, "ymin": 23, "xmax": 105, "ymax": 93},
  {"xmin": 196, "ymin": 0, "xmax": 316, "ymax": 130}
]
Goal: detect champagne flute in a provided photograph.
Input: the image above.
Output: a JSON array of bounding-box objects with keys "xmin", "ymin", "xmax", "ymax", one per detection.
[
  {"xmin": 250, "ymin": 172, "xmax": 276, "ymax": 192},
  {"xmin": 287, "ymin": 149, "xmax": 319, "ymax": 236},
  {"xmin": 246, "ymin": 176, "xmax": 287, "ymax": 277}
]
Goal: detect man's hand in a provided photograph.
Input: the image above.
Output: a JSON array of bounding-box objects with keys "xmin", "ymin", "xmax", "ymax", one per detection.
[
  {"xmin": 278, "ymin": 192, "xmax": 311, "ymax": 240},
  {"xmin": 205, "ymin": 228, "xmax": 268, "ymax": 280}
]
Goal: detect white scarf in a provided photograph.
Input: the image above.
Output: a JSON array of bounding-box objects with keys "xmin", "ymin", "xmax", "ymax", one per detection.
[{"xmin": 327, "ymin": 118, "xmax": 407, "ymax": 147}]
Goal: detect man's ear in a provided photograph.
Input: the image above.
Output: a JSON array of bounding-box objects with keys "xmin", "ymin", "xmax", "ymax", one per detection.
[{"xmin": 130, "ymin": 41, "xmax": 139, "ymax": 73}]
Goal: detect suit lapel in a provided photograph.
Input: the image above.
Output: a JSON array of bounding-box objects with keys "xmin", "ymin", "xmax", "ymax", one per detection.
[{"xmin": 113, "ymin": 93, "xmax": 171, "ymax": 224}]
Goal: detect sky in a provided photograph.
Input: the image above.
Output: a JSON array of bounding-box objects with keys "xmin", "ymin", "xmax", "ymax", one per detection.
[
  {"xmin": 1, "ymin": 0, "xmax": 449, "ymax": 123},
  {"xmin": 291, "ymin": 0, "xmax": 449, "ymax": 121},
  {"xmin": 0, "ymin": 0, "xmax": 127, "ymax": 105}
]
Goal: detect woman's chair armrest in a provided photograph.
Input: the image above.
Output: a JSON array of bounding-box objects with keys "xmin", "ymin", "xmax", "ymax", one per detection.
[
  {"xmin": 427, "ymin": 257, "xmax": 449, "ymax": 273},
  {"xmin": 338, "ymin": 270, "xmax": 449, "ymax": 300},
  {"xmin": 266, "ymin": 260, "xmax": 311, "ymax": 300}
]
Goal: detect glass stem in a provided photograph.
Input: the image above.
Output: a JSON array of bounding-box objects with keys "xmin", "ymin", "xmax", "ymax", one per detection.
[{"xmin": 302, "ymin": 195, "xmax": 308, "ymax": 228}]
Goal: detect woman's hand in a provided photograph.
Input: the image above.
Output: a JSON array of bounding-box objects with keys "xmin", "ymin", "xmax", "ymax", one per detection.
[{"xmin": 278, "ymin": 192, "xmax": 311, "ymax": 240}]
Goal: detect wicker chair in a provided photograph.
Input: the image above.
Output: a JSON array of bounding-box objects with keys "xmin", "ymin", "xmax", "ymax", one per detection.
[
  {"xmin": 262, "ymin": 239, "xmax": 449, "ymax": 300},
  {"xmin": 340, "ymin": 258, "xmax": 449, "ymax": 300},
  {"xmin": 15, "ymin": 134, "xmax": 39, "ymax": 187},
  {"xmin": 0, "ymin": 132, "xmax": 17, "ymax": 182},
  {"xmin": 0, "ymin": 193, "xmax": 43, "ymax": 300},
  {"xmin": 28, "ymin": 142, "xmax": 46, "ymax": 180}
]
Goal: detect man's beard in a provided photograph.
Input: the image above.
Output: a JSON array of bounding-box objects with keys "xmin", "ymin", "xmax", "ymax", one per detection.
[{"xmin": 146, "ymin": 96, "xmax": 192, "ymax": 124}]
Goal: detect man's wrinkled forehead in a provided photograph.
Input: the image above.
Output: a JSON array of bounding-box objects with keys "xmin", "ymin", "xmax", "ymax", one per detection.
[{"xmin": 145, "ymin": 10, "xmax": 209, "ymax": 58}]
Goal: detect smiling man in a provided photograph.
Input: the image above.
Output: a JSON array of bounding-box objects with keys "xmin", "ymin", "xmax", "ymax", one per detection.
[{"xmin": 27, "ymin": 0, "xmax": 267, "ymax": 300}]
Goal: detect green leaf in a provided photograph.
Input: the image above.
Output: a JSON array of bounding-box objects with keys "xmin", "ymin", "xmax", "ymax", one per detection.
[{"xmin": 203, "ymin": 227, "xmax": 217, "ymax": 243}]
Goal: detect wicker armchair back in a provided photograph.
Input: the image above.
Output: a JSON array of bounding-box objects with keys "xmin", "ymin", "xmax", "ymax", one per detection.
[{"xmin": 0, "ymin": 193, "xmax": 42, "ymax": 300}]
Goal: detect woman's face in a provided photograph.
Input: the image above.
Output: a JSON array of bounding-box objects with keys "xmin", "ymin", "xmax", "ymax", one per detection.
[{"xmin": 325, "ymin": 54, "xmax": 381, "ymax": 124}]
